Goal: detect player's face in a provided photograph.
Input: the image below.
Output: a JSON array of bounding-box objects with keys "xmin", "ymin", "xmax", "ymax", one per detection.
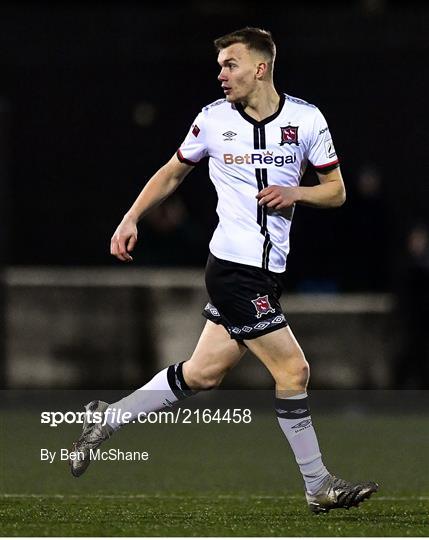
[{"xmin": 217, "ymin": 43, "xmax": 262, "ymax": 103}]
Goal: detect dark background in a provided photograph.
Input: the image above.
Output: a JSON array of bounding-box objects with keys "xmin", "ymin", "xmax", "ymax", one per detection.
[{"xmin": 0, "ymin": 1, "xmax": 428, "ymax": 292}]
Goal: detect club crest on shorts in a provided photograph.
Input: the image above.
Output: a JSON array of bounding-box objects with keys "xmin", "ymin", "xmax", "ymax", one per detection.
[
  {"xmin": 251, "ymin": 295, "xmax": 276, "ymax": 318},
  {"xmin": 280, "ymin": 125, "xmax": 299, "ymax": 146}
]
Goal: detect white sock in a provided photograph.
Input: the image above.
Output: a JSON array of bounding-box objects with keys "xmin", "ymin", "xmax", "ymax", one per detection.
[
  {"xmin": 105, "ymin": 361, "xmax": 195, "ymax": 431},
  {"xmin": 275, "ymin": 393, "xmax": 329, "ymax": 494}
]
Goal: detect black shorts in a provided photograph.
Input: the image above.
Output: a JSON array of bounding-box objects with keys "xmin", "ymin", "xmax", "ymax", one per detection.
[{"xmin": 202, "ymin": 253, "xmax": 288, "ymax": 341}]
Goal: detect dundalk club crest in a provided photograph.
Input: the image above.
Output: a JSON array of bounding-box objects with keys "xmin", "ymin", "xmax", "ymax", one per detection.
[
  {"xmin": 251, "ymin": 295, "xmax": 276, "ymax": 319},
  {"xmin": 279, "ymin": 125, "xmax": 299, "ymax": 146}
]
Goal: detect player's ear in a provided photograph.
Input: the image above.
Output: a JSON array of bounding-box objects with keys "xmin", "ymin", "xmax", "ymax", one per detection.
[{"xmin": 255, "ymin": 62, "xmax": 268, "ymax": 79}]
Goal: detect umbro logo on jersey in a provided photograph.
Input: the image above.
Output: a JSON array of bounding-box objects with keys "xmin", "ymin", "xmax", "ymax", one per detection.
[
  {"xmin": 192, "ymin": 124, "xmax": 200, "ymax": 137},
  {"xmin": 280, "ymin": 125, "xmax": 299, "ymax": 146},
  {"xmin": 223, "ymin": 131, "xmax": 237, "ymax": 141}
]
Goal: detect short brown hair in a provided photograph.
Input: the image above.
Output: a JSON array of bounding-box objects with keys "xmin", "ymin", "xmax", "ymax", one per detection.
[{"xmin": 214, "ymin": 27, "xmax": 276, "ymax": 69}]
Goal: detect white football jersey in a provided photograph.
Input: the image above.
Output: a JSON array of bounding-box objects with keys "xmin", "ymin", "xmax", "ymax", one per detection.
[{"xmin": 177, "ymin": 93, "xmax": 339, "ymax": 272}]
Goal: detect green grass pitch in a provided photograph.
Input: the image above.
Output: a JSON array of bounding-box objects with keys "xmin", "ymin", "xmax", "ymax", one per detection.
[{"xmin": 1, "ymin": 394, "xmax": 428, "ymax": 536}]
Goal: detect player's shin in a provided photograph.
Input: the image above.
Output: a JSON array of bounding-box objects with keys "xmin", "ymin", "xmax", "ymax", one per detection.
[
  {"xmin": 275, "ymin": 393, "xmax": 329, "ymax": 495},
  {"xmin": 105, "ymin": 361, "xmax": 197, "ymax": 431}
]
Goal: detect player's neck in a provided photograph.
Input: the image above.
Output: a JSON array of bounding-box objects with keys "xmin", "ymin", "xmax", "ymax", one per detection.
[{"xmin": 241, "ymin": 85, "xmax": 280, "ymax": 122}]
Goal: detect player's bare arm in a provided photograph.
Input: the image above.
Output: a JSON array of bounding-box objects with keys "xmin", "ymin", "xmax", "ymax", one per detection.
[
  {"xmin": 256, "ymin": 167, "xmax": 346, "ymax": 210},
  {"xmin": 110, "ymin": 154, "xmax": 194, "ymax": 262}
]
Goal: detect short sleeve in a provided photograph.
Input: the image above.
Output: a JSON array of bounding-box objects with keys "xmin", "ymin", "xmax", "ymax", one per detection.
[
  {"xmin": 177, "ymin": 111, "xmax": 209, "ymax": 166},
  {"xmin": 307, "ymin": 108, "xmax": 340, "ymax": 173}
]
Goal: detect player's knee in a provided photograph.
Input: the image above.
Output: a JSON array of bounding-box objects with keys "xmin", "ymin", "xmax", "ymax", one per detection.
[
  {"xmin": 275, "ymin": 357, "xmax": 310, "ymax": 389},
  {"xmin": 183, "ymin": 361, "xmax": 225, "ymax": 391},
  {"xmin": 290, "ymin": 360, "xmax": 310, "ymax": 387}
]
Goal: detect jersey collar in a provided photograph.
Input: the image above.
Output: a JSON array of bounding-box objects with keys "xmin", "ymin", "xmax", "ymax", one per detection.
[{"xmin": 235, "ymin": 92, "xmax": 285, "ymax": 126}]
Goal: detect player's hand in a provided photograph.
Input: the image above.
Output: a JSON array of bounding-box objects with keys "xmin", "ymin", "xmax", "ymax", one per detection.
[
  {"xmin": 110, "ymin": 216, "xmax": 138, "ymax": 262},
  {"xmin": 256, "ymin": 185, "xmax": 299, "ymax": 210}
]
